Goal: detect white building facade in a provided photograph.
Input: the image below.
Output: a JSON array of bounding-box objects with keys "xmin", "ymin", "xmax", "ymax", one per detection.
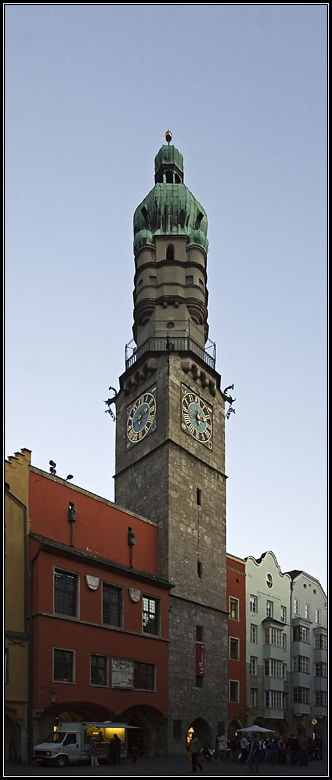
[
  {"xmin": 288, "ymin": 569, "xmax": 327, "ymax": 748},
  {"xmin": 245, "ymin": 551, "xmax": 292, "ymax": 734}
]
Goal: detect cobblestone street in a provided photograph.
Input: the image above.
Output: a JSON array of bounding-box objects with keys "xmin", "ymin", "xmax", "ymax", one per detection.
[{"xmin": 4, "ymin": 755, "xmax": 328, "ymax": 777}]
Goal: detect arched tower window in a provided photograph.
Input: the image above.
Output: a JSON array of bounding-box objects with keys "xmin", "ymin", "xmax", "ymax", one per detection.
[
  {"xmin": 166, "ymin": 170, "xmax": 173, "ymax": 183},
  {"xmin": 166, "ymin": 245, "xmax": 174, "ymax": 261}
]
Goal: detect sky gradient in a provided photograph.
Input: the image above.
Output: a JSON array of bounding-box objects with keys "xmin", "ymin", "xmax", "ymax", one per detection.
[{"xmin": 5, "ymin": 5, "xmax": 327, "ymax": 593}]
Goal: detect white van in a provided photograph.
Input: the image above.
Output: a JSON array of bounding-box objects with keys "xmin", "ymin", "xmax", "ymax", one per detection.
[{"xmin": 33, "ymin": 721, "xmax": 137, "ymax": 767}]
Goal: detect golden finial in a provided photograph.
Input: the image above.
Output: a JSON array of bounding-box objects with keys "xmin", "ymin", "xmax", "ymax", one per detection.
[{"xmin": 165, "ymin": 130, "xmax": 172, "ymax": 144}]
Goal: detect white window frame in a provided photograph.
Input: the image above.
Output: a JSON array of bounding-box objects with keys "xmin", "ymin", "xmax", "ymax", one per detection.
[
  {"xmin": 250, "ymin": 656, "xmax": 258, "ymax": 676},
  {"xmin": 266, "ymin": 600, "xmax": 273, "ymax": 618},
  {"xmin": 250, "ymin": 595, "xmax": 257, "ymax": 613},
  {"xmin": 229, "ymin": 597, "xmax": 239, "ymax": 621},
  {"xmin": 250, "ymin": 688, "xmax": 257, "ymax": 707},
  {"xmin": 250, "ymin": 624, "xmax": 258, "ymax": 644}
]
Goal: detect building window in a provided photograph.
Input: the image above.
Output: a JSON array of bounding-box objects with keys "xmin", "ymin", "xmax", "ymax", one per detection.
[
  {"xmin": 250, "ymin": 595, "xmax": 257, "ymax": 613},
  {"xmin": 54, "ymin": 570, "xmax": 78, "ymax": 618},
  {"xmin": 185, "ymin": 276, "xmax": 193, "ymax": 286},
  {"xmin": 197, "ymin": 561, "xmax": 203, "ymax": 578},
  {"xmin": 293, "ymin": 687, "xmax": 310, "ymax": 704},
  {"xmin": 137, "ymin": 278, "xmax": 143, "ymax": 291},
  {"xmin": 90, "ymin": 654, "xmax": 108, "ymax": 687},
  {"xmin": 265, "ymin": 627, "xmax": 285, "ymax": 648},
  {"xmin": 198, "ymin": 278, "xmax": 204, "ymax": 291},
  {"xmin": 166, "ymin": 245, "xmax": 174, "ymax": 261},
  {"xmin": 229, "ymin": 638, "xmax": 239, "ymax": 660},
  {"xmin": 281, "ymin": 606, "xmax": 287, "ymax": 623},
  {"xmin": 266, "ymin": 600, "xmax": 273, "ymax": 618},
  {"xmin": 250, "ymin": 689, "xmax": 257, "ymax": 707},
  {"xmin": 134, "ymin": 661, "xmax": 155, "ymax": 691},
  {"xmin": 250, "ymin": 656, "xmax": 258, "ymax": 676},
  {"xmin": 250, "ymin": 624, "xmax": 257, "ymax": 644},
  {"xmin": 266, "ymin": 573, "xmax": 273, "ymax": 589},
  {"xmin": 142, "ymin": 596, "xmax": 160, "ymax": 635},
  {"xmin": 315, "ymin": 691, "xmax": 327, "ymax": 707},
  {"xmin": 294, "ymin": 597, "xmax": 300, "ymax": 615},
  {"xmin": 293, "ymin": 625, "xmax": 309, "ymax": 643},
  {"xmin": 102, "ymin": 583, "xmax": 122, "ymax": 627},
  {"xmin": 315, "ymin": 609, "xmax": 321, "ymax": 624},
  {"xmin": 229, "ymin": 598, "xmax": 239, "ymax": 620},
  {"xmin": 265, "ymin": 690, "xmax": 284, "ymax": 709},
  {"xmin": 304, "ymin": 603, "xmax": 310, "ymax": 620},
  {"xmin": 314, "ymin": 662, "xmax": 327, "ymax": 678},
  {"xmin": 265, "ymin": 659, "xmax": 286, "ymax": 678},
  {"xmin": 229, "ymin": 680, "xmax": 239, "ymax": 702},
  {"xmin": 314, "ymin": 633, "xmax": 327, "ymax": 650},
  {"xmin": 196, "ymin": 488, "xmax": 202, "ymax": 506},
  {"xmin": 293, "ymin": 656, "xmax": 310, "ymax": 673},
  {"xmin": 53, "ymin": 648, "xmax": 75, "ymax": 683},
  {"xmin": 149, "ymin": 276, "xmax": 157, "ymax": 287},
  {"xmin": 196, "ymin": 626, "xmax": 203, "ymax": 642}
]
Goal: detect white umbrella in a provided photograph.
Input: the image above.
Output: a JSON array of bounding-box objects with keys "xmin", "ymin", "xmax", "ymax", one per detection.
[{"xmin": 238, "ymin": 726, "xmax": 274, "ymax": 734}]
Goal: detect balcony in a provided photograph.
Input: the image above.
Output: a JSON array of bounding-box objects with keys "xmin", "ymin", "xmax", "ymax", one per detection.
[{"xmin": 125, "ymin": 334, "xmax": 216, "ymax": 370}]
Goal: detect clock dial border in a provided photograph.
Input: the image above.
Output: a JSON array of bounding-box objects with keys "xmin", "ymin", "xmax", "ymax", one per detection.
[
  {"xmin": 126, "ymin": 386, "xmax": 157, "ymax": 447},
  {"xmin": 180, "ymin": 383, "xmax": 213, "ymax": 450}
]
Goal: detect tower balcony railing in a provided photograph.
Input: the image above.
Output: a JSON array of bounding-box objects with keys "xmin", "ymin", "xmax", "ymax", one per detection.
[{"xmin": 125, "ymin": 334, "xmax": 216, "ymax": 371}]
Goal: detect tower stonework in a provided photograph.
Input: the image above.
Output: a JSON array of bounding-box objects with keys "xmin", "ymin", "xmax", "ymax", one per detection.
[{"xmin": 115, "ymin": 137, "xmax": 228, "ymax": 755}]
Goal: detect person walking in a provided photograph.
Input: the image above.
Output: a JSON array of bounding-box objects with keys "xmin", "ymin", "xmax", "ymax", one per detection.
[
  {"xmin": 189, "ymin": 732, "xmax": 203, "ymax": 774},
  {"xmin": 299, "ymin": 734, "xmax": 309, "ymax": 766},
  {"xmin": 271, "ymin": 737, "xmax": 280, "ymax": 765},
  {"xmin": 247, "ymin": 736, "xmax": 259, "ymax": 774},
  {"xmin": 240, "ymin": 735, "xmax": 249, "ymax": 763},
  {"xmin": 89, "ymin": 737, "xmax": 99, "ymax": 767}
]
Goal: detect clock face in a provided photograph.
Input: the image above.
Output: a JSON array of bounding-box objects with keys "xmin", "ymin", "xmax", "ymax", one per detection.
[
  {"xmin": 127, "ymin": 389, "xmax": 156, "ymax": 444},
  {"xmin": 181, "ymin": 384, "xmax": 213, "ymax": 449}
]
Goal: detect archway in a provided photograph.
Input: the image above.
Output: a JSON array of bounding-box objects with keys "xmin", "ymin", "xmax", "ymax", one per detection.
[
  {"xmin": 228, "ymin": 718, "xmax": 243, "ymax": 737},
  {"xmin": 119, "ymin": 705, "xmax": 166, "ymax": 758},
  {"xmin": 187, "ymin": 717, "xmax": 213, "ymax": 752},
  {"xmin": 5, "ymin": 713, "xmax": 22, "ymax": 764},
  {"xmin": 32, "ymin": 700, "xmax": 116, "ymax": 748}
]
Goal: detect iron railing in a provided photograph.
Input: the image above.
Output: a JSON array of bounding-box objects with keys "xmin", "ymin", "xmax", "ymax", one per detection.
[{"xmin": 125, "ymin": 335, "xmax": 216, "ymax": 370}]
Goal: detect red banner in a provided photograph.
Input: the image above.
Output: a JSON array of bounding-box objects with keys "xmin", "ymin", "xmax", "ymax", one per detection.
[{"xmin": 196, "ymin": 642, "xmax": 205, "ymax": 676}]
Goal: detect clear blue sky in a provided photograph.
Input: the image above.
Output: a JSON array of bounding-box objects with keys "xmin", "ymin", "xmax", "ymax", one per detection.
[{"xmin": 5, "ymin": 5, "xmax": 327, "ymax": 593}]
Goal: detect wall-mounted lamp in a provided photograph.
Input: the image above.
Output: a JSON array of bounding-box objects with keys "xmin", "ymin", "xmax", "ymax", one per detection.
[{"xmin": 49, "ymin": 690, "xmax": 57, "ymax": 704}]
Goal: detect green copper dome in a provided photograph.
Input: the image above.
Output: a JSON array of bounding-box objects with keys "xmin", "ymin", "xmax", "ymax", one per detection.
[
  {"xmin": 133, "ymin": 144, "xmax": 208, "ymax": 254},
  {"xmin": 154, "ymin": 144, "xmax": 184, "ymax": 176}
]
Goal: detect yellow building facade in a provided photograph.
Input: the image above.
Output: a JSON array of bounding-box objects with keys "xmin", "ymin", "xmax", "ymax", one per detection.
[{"xmin": 5, "ymin": 449, "xmax": 31, "ymax": 764}]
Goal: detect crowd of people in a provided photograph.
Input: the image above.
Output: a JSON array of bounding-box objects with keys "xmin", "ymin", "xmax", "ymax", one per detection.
[{"xmin": 199, "ymin": 733, "xmax": 323, "ymax": 768}]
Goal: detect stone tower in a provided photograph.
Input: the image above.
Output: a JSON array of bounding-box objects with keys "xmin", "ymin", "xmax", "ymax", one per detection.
[{"xmin": 115, "ymin": 134, "xmax": 228, "ymax": 755}]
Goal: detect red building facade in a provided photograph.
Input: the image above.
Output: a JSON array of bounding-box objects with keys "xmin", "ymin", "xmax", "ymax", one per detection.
[
  {"xmin": 28, "ymin": 466, "xmax": 171, "ymax": 756},
  {"xmin": 226, "ymin": 554, "xmax": 246, "ymax": 734}
]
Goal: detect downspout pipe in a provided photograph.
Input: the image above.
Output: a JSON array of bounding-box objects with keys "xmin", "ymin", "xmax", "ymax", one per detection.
[{"xmin": 27, "ymin": 541, "xmax": 43, "ymax": 764}]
